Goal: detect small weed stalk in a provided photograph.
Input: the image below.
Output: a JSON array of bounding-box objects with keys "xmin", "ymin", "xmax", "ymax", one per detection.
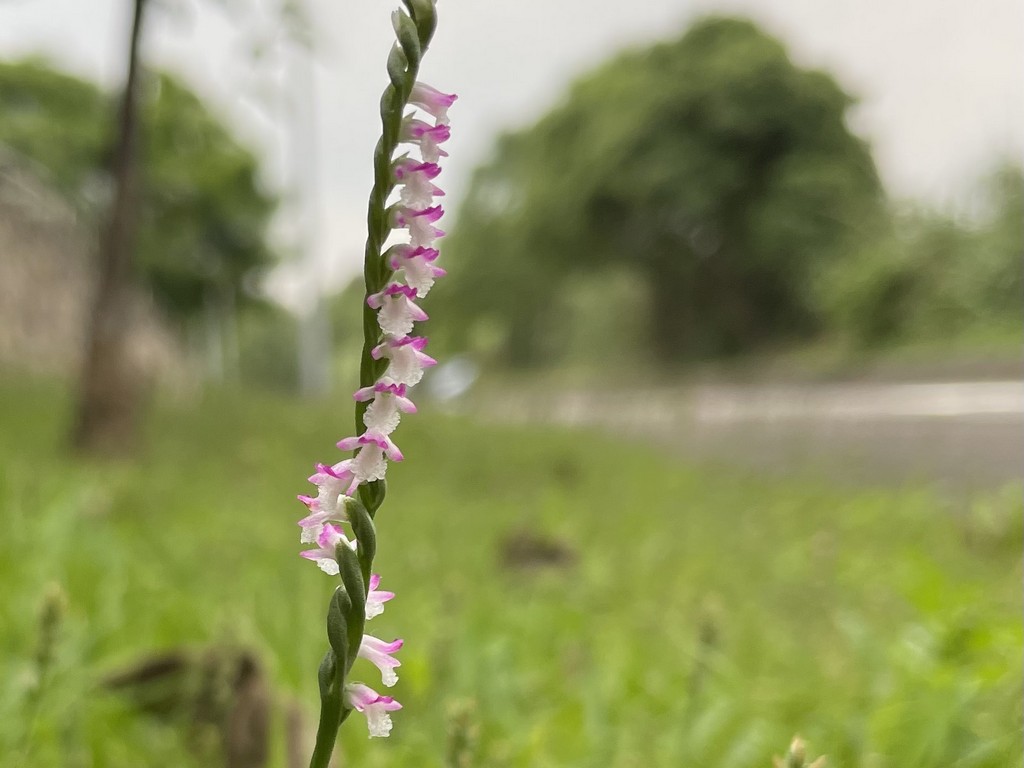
[
  {"xmin": 16, "ymin": 584, "xmax": 67, "ymax": 763},
  {"xmin": 296, "ymin": 1, "xmax": 454, "ymax": 765},
  {"xmin": 773, "ymin": 736, "xmax": 826, "ymax": 768}
]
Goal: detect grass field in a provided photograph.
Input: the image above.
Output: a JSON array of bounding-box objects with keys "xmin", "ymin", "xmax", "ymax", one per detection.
[{"xmin": 1, "ymin": 378, "xmax": 1020, "ymax": 767}]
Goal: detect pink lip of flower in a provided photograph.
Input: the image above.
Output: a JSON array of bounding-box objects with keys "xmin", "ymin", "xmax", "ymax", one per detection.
[
  {"xmin": 409, "ymin": 81, "xmax": 458, "ymax": 124},
  {"xmin": 345, "ymin": 683, "xmax": 402, "ymax": 738}
]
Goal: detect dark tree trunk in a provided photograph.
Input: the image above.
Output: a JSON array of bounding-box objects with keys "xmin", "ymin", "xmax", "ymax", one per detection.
[{"xmin": 72, "ymin": 0, "xmax": 148, "ymax": 454}]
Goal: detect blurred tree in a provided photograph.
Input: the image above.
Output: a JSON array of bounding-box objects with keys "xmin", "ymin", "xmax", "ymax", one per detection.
[
  {"xmin": 0, "ymin": 13, "xmax": 276, "ymax": 451},
  {"xmin": 820, "ymin": 163, "xmax": 1023, "ymax": 347},
  {"xmin": 0, "ymin": 60, "xmax": 110, "ymax": 195},
  {"xmin": 437, "ymin": 16, "xmax": 885, "ymax": 366},
  {"xmin": 139, "ymin": 74, "xmax": 275, "ymax": 318},
  {"xmin": 0, "ymin": 61, "xmax": 276, "ymax": 322},
  {"xmin": 73, "ymin": 0, "xmax": 149, "ymax": 454},
  {"xmin": 971, "ymin": 163, "xmax": 1024, "ymax": 324}
]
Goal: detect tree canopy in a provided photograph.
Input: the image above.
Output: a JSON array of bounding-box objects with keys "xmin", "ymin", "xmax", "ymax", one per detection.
[
  {"xmin": 436, "ymin": 16, "xmax": 885, "ymax": 366},
  {"xmin": 0, "ymin": 58, "xmax": 276, "ymax": 320}
]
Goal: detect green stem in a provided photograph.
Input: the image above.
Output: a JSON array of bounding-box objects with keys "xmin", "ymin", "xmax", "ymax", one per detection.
[{"xmin": 308, "ymin": 695, "xmax": 342, "ymax": 768}]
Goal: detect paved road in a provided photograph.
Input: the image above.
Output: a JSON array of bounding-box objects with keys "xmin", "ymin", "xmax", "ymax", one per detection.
[{"xmin": 481, "ymin": 380, "xmax": 1023, "ymax": 492}]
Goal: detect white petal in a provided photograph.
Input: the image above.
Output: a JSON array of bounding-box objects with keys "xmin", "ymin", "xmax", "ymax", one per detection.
[
  {"xmin": 316, "ymin": 558, "xmax": 339, "ymax": 576},
  {"xmin": 351, "ymin": 446, "xmax": 388, "ymax": 482},
  {"xmin": 377, "ymin": 297, "xmax": 416, "ymax": 337},
  {"xmin": 363, "ymin": 396, "xmax": 401, "ymax": 434},
  {"xmin": 300, "ymin": 523, "xmax": 324, "ymax": 544},
  {"xmin": 365, "ymin": 707, "xmax": 393, "ymax": 738}
]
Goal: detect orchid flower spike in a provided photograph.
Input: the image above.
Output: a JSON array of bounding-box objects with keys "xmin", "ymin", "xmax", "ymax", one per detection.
[{"xmin": 299, "ymin": 1, "xmax": 455, "ymax": 759}]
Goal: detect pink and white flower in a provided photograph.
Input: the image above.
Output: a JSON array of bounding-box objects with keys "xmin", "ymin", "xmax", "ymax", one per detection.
[
  {"xmin": 338, "ymin": 431, "xmax": 404, "ymax": 484},
  {"xmin": 300, "ymin": 523, "xmax": 356, "ymax": 576},
  {"xmin": 337, "ymin": 431, "xmax": 404, "ymax": 462},
  {"xmin": 345, "ymin": 683, "xmax": 402, "ymax": 738},
  {"xmin": 357, "ymin": 635, "xmax": 403, "ymax": 687},
  {"xmin": 389, "ymin": 245, "xmax": 446, "ymax": 297},
  {"xmin": 409, "ymin": 81, "xmax": 457, "ymax": 125},
  {"xmin": 393, "ymin": 204, "xmax": 445, "ymax": 247},
  {"xmin": 394, "ymin": 158, "xmax": 444, "ymax": 208},
  {"xmin": 354, "ymin": 379, "xmax": 417, "ymax": 435},
  {"xmin": 401, "ymin": 117, "xmax": 450, "ymax": 163},
  {"xmin": 371, "ymin": 335, "xmax": 436, "ymax": 387},
  {"xmin": 367, "ymin": 283, "xmax": 428, "ymax": 337},
  {"xmin": 365, "ymin": 573, "xmax": 395, "ymax": 620},
  {"xmin": 297, "ymin": 461, "xmax": 357, "ymax": 542}
]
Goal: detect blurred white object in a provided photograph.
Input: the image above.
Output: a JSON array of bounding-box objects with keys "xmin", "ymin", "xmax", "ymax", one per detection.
[{"xmin": 425, "ymin": 356, "xmax": 478, "ymax": 401}]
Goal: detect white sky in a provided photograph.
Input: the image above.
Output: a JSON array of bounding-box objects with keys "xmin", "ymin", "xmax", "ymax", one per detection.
[{"xmin": 1, "ymin": 0, "xmax": 1021, "ymax": 308}]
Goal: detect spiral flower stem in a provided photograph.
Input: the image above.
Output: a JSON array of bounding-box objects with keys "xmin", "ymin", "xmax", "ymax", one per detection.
[{"xmin": 306, "ymin": 2, "xmax": 446, "ymax": 765}]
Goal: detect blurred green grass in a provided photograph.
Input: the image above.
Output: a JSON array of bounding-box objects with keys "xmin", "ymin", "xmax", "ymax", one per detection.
[{"xmin": 0, "ymin": 378, "xmax": 1020, "ymax": 767}]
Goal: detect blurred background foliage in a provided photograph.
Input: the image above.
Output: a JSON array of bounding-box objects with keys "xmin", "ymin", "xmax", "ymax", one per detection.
[
  {"xmin": 435, "ymin": 17, "xmax": 885, "ymax": 367},
  {"xmin": 0, "ymin": 58, "xmax": 277, "ymax": 324},
  {"xmin": 426, "ymin": 16, "xmax": 1021, "ymax": 374},
  {"xmin": 818, "ymin": 165, "xmax": 1023, "ymax": 349}
]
